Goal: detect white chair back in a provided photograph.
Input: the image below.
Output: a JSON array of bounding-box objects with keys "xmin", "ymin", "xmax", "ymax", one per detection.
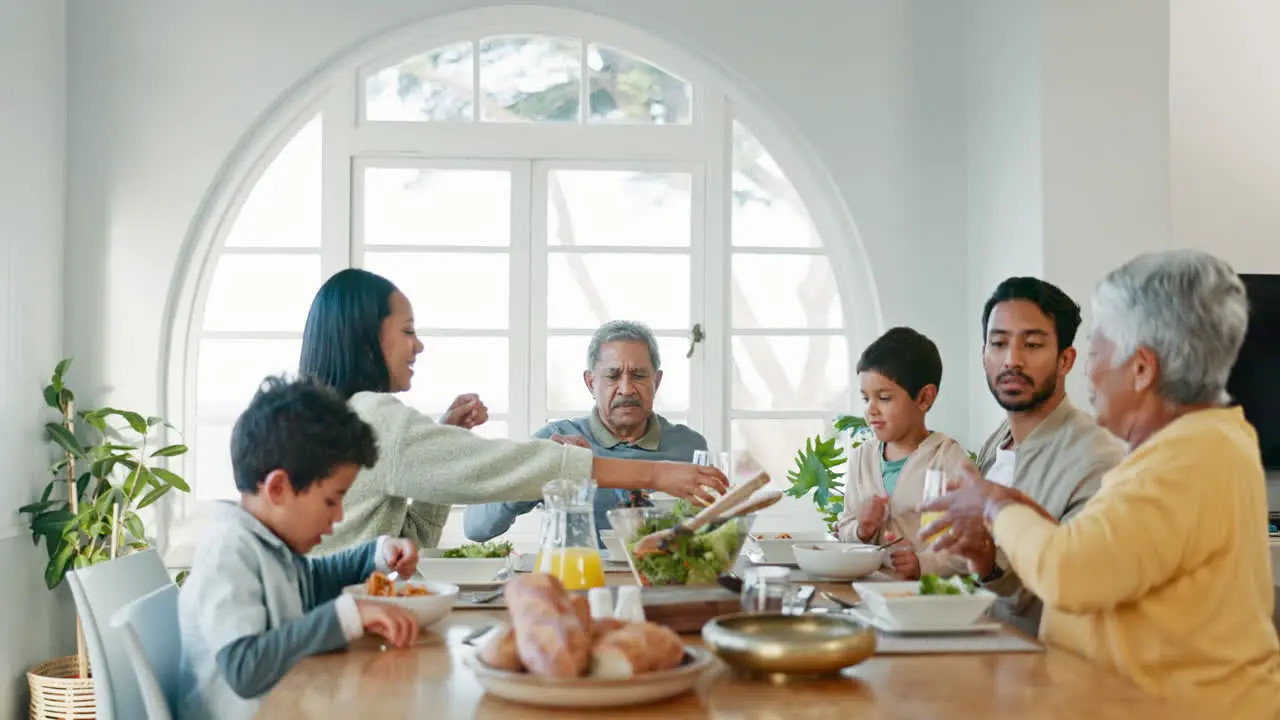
[
  {"xmin": 65, "ymin": 549, "xmax": 173, "ymax": 720},
  {"xmin": 112, "ymin": 584, "xmax": 180, "ymax": 720}
]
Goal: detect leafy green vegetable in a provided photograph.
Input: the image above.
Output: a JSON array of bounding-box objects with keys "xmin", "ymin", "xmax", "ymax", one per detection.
[
  {"xmin": 442, "ymin": 541, "xmax": 513, "ymax": 559},
  {"xmin": 918, "ymin": 573, "xmax": 980, "ymax": 595},
  {"xmin": 627, "ymin": 506, "xmax": 748, "ymax": 585}
]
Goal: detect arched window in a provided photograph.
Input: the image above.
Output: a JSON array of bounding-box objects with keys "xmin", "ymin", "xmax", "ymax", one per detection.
[{"xmin": 173, "ymin": 9, "xmax": 876, "ymax": 537}]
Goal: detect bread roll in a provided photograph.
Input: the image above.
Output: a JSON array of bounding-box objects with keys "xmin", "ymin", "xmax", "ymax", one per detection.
[
  {"xmin": 477, "ymin": 624, "xmax": 523, "ymax": 672},
  {"xmin": 589, "ymin": 622, "xmax": 686, "ymax": 679},
  {"xmin": 571, "ymin": 594, "xmax": 593, "ymax": 635},
  {"xmin": 590, "ymin": 617, "xmax": 625, "ymax": 640},
  {"xmin": 505, "ymin": 574, "xmax": 592, "ymax": 678}
]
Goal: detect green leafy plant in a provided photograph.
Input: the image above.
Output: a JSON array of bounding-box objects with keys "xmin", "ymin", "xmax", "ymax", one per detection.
[
  {"xmin": 19, "ymin": 359, "xmax": 191, "ymax": 590},
  {"xmin": 784, "ymin": 415, "xmax": 872, "ymax": 531}
]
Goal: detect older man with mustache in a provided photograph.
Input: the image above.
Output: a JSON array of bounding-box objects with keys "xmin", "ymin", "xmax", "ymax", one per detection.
[
  {"xmin": 464, "ymin": 320, "xmax": 708, "ymax": 547},
  {"xmin": 924, "ymin": 250, "xmax": 1280, "ymax": 718},
  {"xmin": 963, "ymin": 277, "xmax": 1126, "ymax": 635}
]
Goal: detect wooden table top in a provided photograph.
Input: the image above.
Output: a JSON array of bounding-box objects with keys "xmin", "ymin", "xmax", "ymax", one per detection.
[{"xmin": 256, "ymin": 580, "xmax": 1186, "ymax": 719}]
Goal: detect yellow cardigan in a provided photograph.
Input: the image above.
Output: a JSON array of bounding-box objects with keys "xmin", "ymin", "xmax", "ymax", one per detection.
[{"xmin": 993, "ymin": 407, "xmax": 1280, "ymax": 718}]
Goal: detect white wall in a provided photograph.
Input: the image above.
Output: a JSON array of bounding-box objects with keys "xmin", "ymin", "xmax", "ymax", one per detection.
[
  {"xmin": 0, "ymin": 0, "xmax": 75, "ymax": 715},
  {"xmin": 1039, "ymin": 0, "xmax": 1171, "ymax": 406},
  {"xmin": 1170, "ymin": 0, "xmax": 1280, "ymax": 274},
  {"xmin": 61, "ymin": 0, "xmax": 973, "ymax": 447},
  {"xmin": 964, "ymin": 0, "xmax": 1045, "ymax": 442},
  {"xmin": 963, "ymin": 0, "xmax": 1171, "ymax": 436}
]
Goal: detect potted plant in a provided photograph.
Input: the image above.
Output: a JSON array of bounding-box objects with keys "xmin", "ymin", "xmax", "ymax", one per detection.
[
  {"xmin": 18, "ymin": 359, "xmax": 190, "ymax": 720},
  {"xmin": 784, "ymin": 414, "xmax": 870, "ymax": 533}
]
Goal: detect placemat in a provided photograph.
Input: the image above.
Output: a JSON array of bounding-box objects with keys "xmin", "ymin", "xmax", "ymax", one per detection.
[{"xmin": 872, "ymin": 630, "xmax": 1043, "ymax": 655}]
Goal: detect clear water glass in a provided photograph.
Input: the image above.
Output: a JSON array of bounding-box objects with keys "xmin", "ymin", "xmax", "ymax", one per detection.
[{"xmin": 740, "ymin": 565, "xmax": 793, "ymax": 614}]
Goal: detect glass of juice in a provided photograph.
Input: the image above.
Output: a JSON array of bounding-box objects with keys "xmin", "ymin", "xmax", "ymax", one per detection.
[{"xmin": 918, "ymin": 468, "xmax": 947, "ymax": 543}]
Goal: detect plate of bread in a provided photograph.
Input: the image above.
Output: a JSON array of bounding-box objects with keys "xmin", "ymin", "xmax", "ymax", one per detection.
[{"xmin": 464, "ymin": 573, "xmax": 714, "ymax": 708}]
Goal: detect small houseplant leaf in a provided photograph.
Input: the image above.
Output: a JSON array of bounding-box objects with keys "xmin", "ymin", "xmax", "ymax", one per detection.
[
  {"xmin": 136, "ymin": 486, "xmax": 170, "ymax": 510},
  {"xmin": 150, "ymin": 444, "xmax": 188, "ymax": 458},
  {"xmin": 45, "ymin": 423, "xmax": 86, "ymax": 458},
  {"xmin": 151, "ymin": 467, "xmax": 190, "ymax": 493}
]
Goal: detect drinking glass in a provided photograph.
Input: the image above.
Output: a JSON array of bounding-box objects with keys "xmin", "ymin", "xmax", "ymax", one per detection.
[
  {"xmin": 693, "ymin": 450, "xmax": 732, "ymax": 474},
  {"xmin": 740, "ymin": 566, "xmax": 793, "ymax": 614},
  {"xmin": 918, "ymin": 467, "xmax": 947, "ymax": 543}
]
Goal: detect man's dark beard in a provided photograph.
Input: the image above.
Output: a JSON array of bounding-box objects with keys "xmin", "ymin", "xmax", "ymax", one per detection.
[{"xmin": 987, "ymin": 371, "xmax": 1057, "ymax": 412}]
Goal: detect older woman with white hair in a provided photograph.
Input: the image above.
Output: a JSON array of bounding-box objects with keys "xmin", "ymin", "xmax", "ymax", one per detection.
[{"xmin": 922, "ymin": 250, "xmax": 1280, "ymax": 717}]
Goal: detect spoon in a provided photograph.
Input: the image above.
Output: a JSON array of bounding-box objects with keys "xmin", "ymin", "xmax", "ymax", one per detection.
[
  {"xmin": 632, "ymin": 472, "xmax": 770, "ymax": 556},
  {"xmin": 875, "ymin": 536, "xmax": 907, "ymax": 551}
]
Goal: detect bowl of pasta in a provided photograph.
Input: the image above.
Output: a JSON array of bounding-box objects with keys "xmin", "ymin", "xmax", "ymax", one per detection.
[{"xmin": 343, "ymin": 571, "xmax": 459, "ymax": 627}]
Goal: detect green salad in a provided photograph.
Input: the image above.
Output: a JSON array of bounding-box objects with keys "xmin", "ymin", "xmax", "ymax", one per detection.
[
  {"xmin": 628, "ymin": 502, "xmax": 747, "ymax": 585},
  {"xmin": 918, "ymin": 573, "xmax": 980, "ymax": 595},
  {"xmin": 442, "ymin": 541, "xmax": 513, "ymax": 559}
]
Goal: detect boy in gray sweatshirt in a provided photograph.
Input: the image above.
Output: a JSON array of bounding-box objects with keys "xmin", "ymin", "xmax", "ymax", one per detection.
[{"xmin": 177, "ymin": 376, "xmax": 422, "ymax": 719}]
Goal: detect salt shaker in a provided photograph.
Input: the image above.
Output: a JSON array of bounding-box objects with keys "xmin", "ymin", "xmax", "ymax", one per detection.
[
  {"xmin": 587, "ymin": 587, "xmax": 614, "ymax": 621},
  {"xmin": 613, "ymin": 586, "xmax": 646, "ymax": 623}
]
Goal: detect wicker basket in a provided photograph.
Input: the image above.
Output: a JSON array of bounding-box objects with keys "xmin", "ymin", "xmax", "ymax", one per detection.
[{"xmin": 27, "ymin": 656, "xmax": 96, "ymax": 720}]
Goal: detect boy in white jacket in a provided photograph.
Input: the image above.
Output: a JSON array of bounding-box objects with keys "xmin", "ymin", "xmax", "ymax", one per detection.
[{"xmin": 835, "ymin": 327, "xmax": 970, "ymax": 579}]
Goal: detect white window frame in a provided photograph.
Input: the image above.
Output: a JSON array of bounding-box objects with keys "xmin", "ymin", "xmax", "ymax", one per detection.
[{"xmin": 161, "ymin": 6, "xmax": 881, "ymax": 549}]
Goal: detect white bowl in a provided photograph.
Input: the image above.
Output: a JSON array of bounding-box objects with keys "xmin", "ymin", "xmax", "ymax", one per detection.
[
  {"xmin": 464, "ymin": 646, "xmax": 713, "ymax": 708},
  {"xmin": 748, "ymin": 532, "xmax": 830, "ymax": 564},
  {"xmin": 416, "ymin": 558, "xmax": 510, "ymax": 587},
  {"xmin": 599, "ymin": 531, "xmax": 628, "ymax": 563},
  {"xmin": 342, "ymin": 579, "xmax": 459, "ymax": 627},
  {"xmin": 852, "ymin": 581, "xmax": 996, "ymax": 630},
  {"xmin": 792, "ymin": 543, "xmax": 885, "ymax": 579}
]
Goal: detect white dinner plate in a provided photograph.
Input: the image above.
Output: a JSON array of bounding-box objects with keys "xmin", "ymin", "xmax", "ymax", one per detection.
[
  {"xmin": 847, "ymin": 606, "xmax": 1001, "ymax": 635},
  {"xmin": 465, "ymin": 646, "xmax": 713, "ymax": 709}
]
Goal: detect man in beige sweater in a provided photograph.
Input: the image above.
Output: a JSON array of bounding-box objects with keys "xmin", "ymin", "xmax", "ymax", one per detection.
[{"xmin": 967, "ymin": 278, "xmax": 1125, "ymax": 635}]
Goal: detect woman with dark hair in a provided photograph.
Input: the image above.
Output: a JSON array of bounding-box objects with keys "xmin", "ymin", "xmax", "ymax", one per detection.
[{"xmin": 302, "ymin": 268, "xmax": 729, "ymax": 552}]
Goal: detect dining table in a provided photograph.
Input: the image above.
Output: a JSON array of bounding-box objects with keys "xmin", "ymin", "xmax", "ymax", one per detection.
[{"xmin": 256, "ymin": 570, "xmax": 1188, "ymax": 719}]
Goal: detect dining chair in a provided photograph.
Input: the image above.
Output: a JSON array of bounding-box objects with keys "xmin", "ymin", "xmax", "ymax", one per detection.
[
  {"xmin": 66, "ymin": 549, "xmax": 173, "ymax": 720},
  {"xmin": 111, "ymin": 584, "xmax": 180, "ymax": 720}
]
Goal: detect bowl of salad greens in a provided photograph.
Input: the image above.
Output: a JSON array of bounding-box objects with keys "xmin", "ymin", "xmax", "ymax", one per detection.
[{"xmin": 607, "ymin": 505, "xmax": 755, "ymax": 586}]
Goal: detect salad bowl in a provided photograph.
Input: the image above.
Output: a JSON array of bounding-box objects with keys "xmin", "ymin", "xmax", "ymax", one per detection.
[{"xmin": 607, "ymin": 507, "xmax": 755, "ymax": 586}]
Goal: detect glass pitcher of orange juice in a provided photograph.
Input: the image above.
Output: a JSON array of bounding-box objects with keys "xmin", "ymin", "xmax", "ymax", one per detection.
[{"xmin": 537, "ymin": 478, "xmax": 606, "ymax": 590}]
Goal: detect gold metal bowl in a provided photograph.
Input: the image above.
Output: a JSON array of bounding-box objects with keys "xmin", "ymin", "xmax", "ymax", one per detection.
[{"xmin": 701, "ymin": 613, "xmax": 877, "ymax": 676}]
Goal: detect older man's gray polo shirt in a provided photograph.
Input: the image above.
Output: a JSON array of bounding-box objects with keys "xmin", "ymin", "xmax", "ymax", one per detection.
[{"xmin": 462, "ymin": 412, "xmax": 708, "ymax": 546}]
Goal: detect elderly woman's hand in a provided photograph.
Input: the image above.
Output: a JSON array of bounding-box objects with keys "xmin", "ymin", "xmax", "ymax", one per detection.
[
  {"xmin": 441, "ymin": 393, "xmax": 488, "ymax": 429},
  {"xmin": 918, "ymin": 459, "xmax": 1054, "ymax": 572}
]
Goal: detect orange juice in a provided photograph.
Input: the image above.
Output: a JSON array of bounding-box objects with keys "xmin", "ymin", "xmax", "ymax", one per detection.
[
  {"xmin": 918, "ymin": 511, "xmax": 946, "ymax": 543},
  {"xmin": 543, "ymin": 547, "xmax": 606, "ymax": 590}
]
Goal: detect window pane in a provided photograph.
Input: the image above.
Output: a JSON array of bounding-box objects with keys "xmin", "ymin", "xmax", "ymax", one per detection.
[
  {"xmin": 202, "ymin": 254, "xmax": 321, "ymax": 332},
  {"xmin": 546, "ymin": 335, "xmax": 689, "ymax": 413},
  {"xmin": 472, "ymin": 421, "xmax": 509, "ymax": 440},
  {"xmin": 399, "ymin": 337, "xmax": 509, "ymax": 415},
  {"xmin": 225, "ymin": 116, "xmax": 320, "ymax": 248},
  {"xmin": 731, "ymin": 418, "xmax": 832, "ymax": 493},
  {"xmin": 192, "ymin": 421, "xmax": 237, "ymax": 502},
  {"xmin": 732, "ymin": 335, "xmax": 849, "ymax": 411},
  {"xmin": 586, "ymin": 44, "xmax": 691, "ymax": 125},
  {"xmin": 548, "ymin": 170, "xmax": 691, "ymax": 247},
  {"xmin": 363, "ymin": 167, "xmax": 510, "ymax": 247},
  {"xmin": 365, "ymin": 42, "xmax": 474, "ymax": 122},
  {"xmin": 196, "ymin": 339, "xmax": 302, "ymax": 417},
  {"xmin": 480, "ymin": 36, "xmax": 581, "ymax": 123},
  {"xmin": 732, "ymin": 254, "xmax": 843, "ymax": 328},
  {"xmin": 547, "ymin": 254, "xmax": 689, "ymax": 329},
  {"xmin": 363, "ymin": 252, "xmax": 508, "ymax": 330},
  {"xmin": 732, "ymin": 121, "xmax": 820, "ymax": 248}
]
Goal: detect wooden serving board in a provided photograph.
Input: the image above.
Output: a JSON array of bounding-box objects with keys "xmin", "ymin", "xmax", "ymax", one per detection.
[{"xmin": 638, "ymin": 586, "xmax": 742, "ymax": 632}]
